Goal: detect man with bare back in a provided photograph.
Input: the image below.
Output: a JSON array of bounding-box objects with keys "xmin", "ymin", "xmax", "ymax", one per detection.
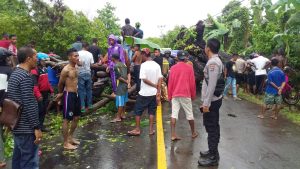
[
  {"xmin": 132, "ymin": 44, "xmax": 142, "ymax": 92},
  {"xmin": 55, "ymin": 48, "xmax": 81, "ymax": 150}
]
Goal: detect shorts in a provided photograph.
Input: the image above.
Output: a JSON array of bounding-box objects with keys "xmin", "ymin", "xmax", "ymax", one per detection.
[
  {"xmin": 264, "ymin": 94, "xmax": 282, "ymax": 105},
  {"xmin": 115, "ymin": 93, "xmax": 128, "ymax": 108},
  {"xmin": 134, "ymin": 95, "xmax": 157, "ymax": 116},
  {"xmin": 62, "ymin": 91, "xmax": 81, "ymax": 120},
  {"xmin": 247, "ymin": 72, "xmax": 255, "ymax": 86},
  {"xmin": 236, "ymin": 73, "xmax": 244, "ymax": 85},
  {"xmin": 171, "ymin": 97, "xmax": 194, "ymax": 120}
]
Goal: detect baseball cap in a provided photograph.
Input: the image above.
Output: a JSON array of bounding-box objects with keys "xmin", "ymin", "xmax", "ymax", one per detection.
[
  {"xmin": 141, "ymin": 48, "xmax": 151, "ymax": 56},
  {"xmin": 177, "ymin": 50, "xmax": 188, "ymax": 60}
]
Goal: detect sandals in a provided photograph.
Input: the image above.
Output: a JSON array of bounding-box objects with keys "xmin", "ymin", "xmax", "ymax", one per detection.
[
  {"xmin": 110, "ymin": 118, "xmax": 122, "ymax": 123},
  {"xmin": 257, "ymin": 115, "xmax": 265, "ymax": 119},
  {"xmin": 0, "ymin": 162, "xmax": 6, "ymax": 168},
  {"xmin": 149, "ymin": 130, "xmax": 155, "ymax": 135},
  {"xmin": 127, "ymin": 130, "xmax": 140, "ymax": 136}
]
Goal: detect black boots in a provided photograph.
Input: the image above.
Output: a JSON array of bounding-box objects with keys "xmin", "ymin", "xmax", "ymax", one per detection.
[{"xmin": 198, "ymin": 151, "xmax": 219, "ymax": 167}]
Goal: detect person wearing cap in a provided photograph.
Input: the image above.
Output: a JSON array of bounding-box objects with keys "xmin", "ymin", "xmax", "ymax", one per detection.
[
  {"xmin": 198, "ymin": 38, "xmax": 223, "ymax": 167},
  {"xmin": 0, "ymin": 48, "xmax": 13, "ymax": 168},
  {"xmin": 133, "ymin": 22, "xmax": 144, "ymax": 39},
  {"xmin": 168, "ymin": 50, "xmax": 198, "ymax": 141},
  {"xmin": 31, "ymin": 52, "xmax": 54, "ymax": 132},
  {"xmin": 128, "ymin": 48, "xmax": 163, "ymax": 136}
]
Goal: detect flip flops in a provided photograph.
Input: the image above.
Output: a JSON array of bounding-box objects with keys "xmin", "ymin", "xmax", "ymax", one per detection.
[
  {"xmin": 110, "ymin": 118, "xmax": 122, "ymax": 123},
  {"xmin": 127, "ymin": 130, "xmax": 141, "ymax": 136}
]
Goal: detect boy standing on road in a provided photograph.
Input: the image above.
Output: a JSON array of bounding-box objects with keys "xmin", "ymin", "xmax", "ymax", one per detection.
[
  {"xmin": 110, "ymin": 53, "xmax": 128, "ymax": 123},
  {"xmin": 258, "ymin": 58, "xmax": 285, "ymax": 120},
  {"xmin": 128, "ymin": 48, "xmax": 162, "ymax": 136},
  {"xmin": 168, "ymin": 50, "xmax": 198, "ymax": 141},
  {"xmin": 55, "ymin": 48, "xmax": 81, "ymax": 150}
]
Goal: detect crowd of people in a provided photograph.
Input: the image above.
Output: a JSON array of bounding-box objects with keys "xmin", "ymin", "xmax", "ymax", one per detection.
[{"xmin": 0, "ymin": 17, "xmax": 291, "ymax": 168}]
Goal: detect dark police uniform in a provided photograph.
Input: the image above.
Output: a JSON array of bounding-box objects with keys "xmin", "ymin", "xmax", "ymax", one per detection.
[{"xmin": 201, "ymin": 54, "xmax": 223, "ymax": 155}]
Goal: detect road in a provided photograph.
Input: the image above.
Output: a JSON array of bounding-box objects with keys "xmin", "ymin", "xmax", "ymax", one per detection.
[{"xmin": 32, "ymin": 96, "xmax": 300, "ymax": 169}]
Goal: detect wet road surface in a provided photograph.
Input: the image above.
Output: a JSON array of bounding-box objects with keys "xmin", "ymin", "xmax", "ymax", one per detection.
[
  {"xmin": 39, "ymin": 113, "xmax": 157, "ymax": 169},
  {"xmin": 163, "ymin": 97, "xmax": 300, "ymax": 169},
  {"xmin": 8, "ymin": 96, "xmax": 299, "ymax": 169}
]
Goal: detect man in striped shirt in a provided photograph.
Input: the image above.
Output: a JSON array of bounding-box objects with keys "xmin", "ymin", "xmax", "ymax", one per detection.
[{"xmin": 7, "ymin": 46, "xmax": 42, "ymax": 169}]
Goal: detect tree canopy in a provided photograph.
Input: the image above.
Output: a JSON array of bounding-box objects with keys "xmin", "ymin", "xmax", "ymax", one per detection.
[{"xmin": 0, "ymin": 0, "xmax": 117, "ymax": 57}]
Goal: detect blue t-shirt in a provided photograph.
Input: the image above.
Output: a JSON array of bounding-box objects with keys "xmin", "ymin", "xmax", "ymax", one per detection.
[{"xmin": 265, "ymin": 67, "xmax": 285, "ymax": 95}]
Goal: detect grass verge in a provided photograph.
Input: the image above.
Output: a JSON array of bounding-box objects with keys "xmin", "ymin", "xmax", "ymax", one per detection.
[
  {"xmin": 3, "ymin": 100, "xmax": 117, "ymax": 159},
  {"xmin": 239, "ymin": 91, "xmax": 300, "ymax": 125}
]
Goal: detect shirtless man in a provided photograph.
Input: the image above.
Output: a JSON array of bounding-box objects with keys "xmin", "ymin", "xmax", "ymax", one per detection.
[
  {"xmin": 55, "ymin": 48, "xmax": 81, "ymax": 150},
  {"xmin": 132, "ymin": 44, "xmax": 142, "ymax": 92}
]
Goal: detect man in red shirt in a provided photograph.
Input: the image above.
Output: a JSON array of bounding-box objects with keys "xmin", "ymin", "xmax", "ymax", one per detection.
[{"xmin": 168, "ymin": 50, "xmax": 198, "ymax": 141}]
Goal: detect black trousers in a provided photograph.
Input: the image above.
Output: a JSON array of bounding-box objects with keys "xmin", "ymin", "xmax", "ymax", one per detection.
[
  {"xmin": 203, "ymin": 99, "xmax": 222, "ymax": 155},
  {"xmin": 38, "ymin": 91, "xmax": 50, "ymax": 129},
  {"xmin": 133, "ymin": 65, "xmax": 141, "ymax": 92},
  {"xmin": 255, "ymin": 75, "xmax": 267, "ymax": 95}
]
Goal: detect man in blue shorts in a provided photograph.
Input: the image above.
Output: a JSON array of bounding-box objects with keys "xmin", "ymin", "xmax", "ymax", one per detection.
[
  {"xmin": 258, "ymin": 58, "xmax": 285, "ymax": 120},
  {"xmin": 55, "ymin": 48, "xmax": 81, "ymax": 150},
  {"xmin": 128, "ymin": 48, "xmax": 163, "ymax": 136},
  {"xmin": 110, "ymin": 53, "xmax": 129, "ymax": 123}
]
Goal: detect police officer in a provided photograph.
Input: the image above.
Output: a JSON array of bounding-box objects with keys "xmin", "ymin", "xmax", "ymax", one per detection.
[{"xmin": 198, "ymin": 38, "xmax": 223, "ymax": 167}]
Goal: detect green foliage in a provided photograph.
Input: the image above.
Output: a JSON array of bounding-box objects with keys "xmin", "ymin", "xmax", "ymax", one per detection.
[
  {"xmin": 0, "ymin": 0, "xmax": 114, "ymax": 56},
  {"xmin": 96, "ymin": 2, "xmax": 120, "ymax": 36},
  {"xmin": 4, "ymin": 132, "xmax": 13, "ymax": 158},
  {"xmin": 204, "ymin": 15, "xmax": 229, "ymax": 40},
  {"xmin": 221, "ymin": 1, "xmax": 250, "ymax": 54},
  {"xmin": 160, "ymin": 26, "xmax": 182, "ymax": 48},
  {"xmin": 145, "ymin": 37, "xmax": 163, "ymax": 47},
  {"xmin": 251, "ymin": 23, "xmax": 279, "ymax": 55}
]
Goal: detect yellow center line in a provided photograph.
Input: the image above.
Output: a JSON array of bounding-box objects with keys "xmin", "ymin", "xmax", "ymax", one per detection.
[{"xmin": 157, "ymin": 104, "xmax": 167, "ymax": 169}]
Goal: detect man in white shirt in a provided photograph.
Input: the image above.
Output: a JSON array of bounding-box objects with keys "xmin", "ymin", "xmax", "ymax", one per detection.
[
  {"xmin": 235, "ymin": 56, "xmax": 246, "ymax": 93},
  {"xmin": 128, "ymin": 48, "xmax": 162, "ymax": 136},
  {"xmin": 251, "ymin": 54, "xmax": 270, "ymax": 94},
  {"xmin": 78, "ymin": 42, "xmax": 95, "ymax": 113}
]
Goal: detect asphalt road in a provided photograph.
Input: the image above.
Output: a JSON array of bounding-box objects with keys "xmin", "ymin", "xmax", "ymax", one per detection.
[
  {"xmin": 8, "ymin": 96, "xmax": 299, "ymax": 169},
  {"xmin": 163, "ymin": 97, "xmax": 300, "ymax": 169}
]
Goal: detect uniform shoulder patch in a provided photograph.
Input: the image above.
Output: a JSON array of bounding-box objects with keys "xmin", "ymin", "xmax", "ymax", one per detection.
[{"xmin": 209, "ymin": 64, "xmax": 216, "ymax": 71}]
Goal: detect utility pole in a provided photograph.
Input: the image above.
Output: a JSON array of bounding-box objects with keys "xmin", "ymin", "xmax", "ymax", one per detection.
[{"xmin": 157, "ymin": 25, "xmax": 166, "ymax": 37}]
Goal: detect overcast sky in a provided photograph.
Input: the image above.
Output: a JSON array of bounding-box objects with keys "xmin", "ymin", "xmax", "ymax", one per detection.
[{"xmin": 63, "ymin": 0, "xmax": 251, "ymax": 38}]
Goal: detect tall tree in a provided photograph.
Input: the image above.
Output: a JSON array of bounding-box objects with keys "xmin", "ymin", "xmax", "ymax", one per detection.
[{"xmin": 96, "ymin": 2, "xmax": 120, "ymax": 35}]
